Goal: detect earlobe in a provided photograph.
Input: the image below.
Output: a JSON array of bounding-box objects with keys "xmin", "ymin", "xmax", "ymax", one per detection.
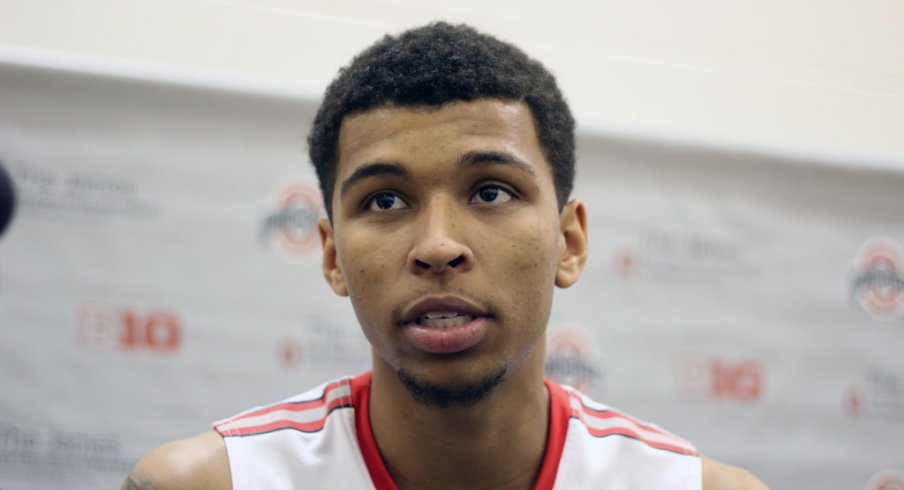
[
  {"xmin": 318, "ymin": 218, "xmax": 349, "ymax": 297},
  {"xmin": 555, "ymin": 199, "xmax": 588, "ymax": 288}
]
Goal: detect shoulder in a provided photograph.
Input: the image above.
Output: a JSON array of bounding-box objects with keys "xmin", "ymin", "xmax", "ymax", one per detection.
[
  {"xmin": 701, "ymin": 456, "xmax": 768, "ymax": 490},
  {"xmin": 121, "ymin": 430, "xmax": 231, "ymax": 490}
]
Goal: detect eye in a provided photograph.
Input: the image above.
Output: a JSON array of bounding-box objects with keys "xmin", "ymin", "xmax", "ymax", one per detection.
[
  {"xmin": 366, "ymin": 191, "xmax": 408, "ymax": 211},
  {"xmin": 470, "ymin": 184, "xmax": 513, "ymax": 205}
]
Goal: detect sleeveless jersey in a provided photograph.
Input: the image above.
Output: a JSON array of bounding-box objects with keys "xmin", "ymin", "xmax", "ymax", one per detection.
[{"xmin": 213, "ymin": 373, "xmax": 700, "ymax": 489}]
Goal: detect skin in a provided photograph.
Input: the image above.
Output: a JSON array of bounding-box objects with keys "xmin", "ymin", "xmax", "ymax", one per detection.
[{"xmin": 122, "ymin": 99, "xmax": 768, "ymax": 490}]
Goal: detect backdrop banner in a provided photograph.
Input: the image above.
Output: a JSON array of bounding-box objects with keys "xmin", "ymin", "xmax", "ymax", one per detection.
[{"xmin": 1, "ymin": 61, "xmax": 902, "ymax": 489}]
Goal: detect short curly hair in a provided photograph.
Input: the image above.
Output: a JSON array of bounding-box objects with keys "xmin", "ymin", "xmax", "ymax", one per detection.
[{"xmin": 307, "ymin": 22, "xmax": 575, "ymax": 218}]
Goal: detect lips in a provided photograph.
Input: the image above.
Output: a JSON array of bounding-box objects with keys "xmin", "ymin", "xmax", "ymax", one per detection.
[{"xmin": 399, "ymin": 296, "xmax": 490, "ymax": 354}]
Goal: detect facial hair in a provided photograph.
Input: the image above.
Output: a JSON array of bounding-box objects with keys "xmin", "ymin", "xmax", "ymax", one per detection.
[{"xmin": 397, "ymin": 366, "xmax": 507, "ymax": 409}]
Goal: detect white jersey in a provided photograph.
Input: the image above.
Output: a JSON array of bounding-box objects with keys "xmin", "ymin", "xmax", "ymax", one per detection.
[{"xmin": 213, "ymin": 373, "xmax": 700, "ymax": 489}]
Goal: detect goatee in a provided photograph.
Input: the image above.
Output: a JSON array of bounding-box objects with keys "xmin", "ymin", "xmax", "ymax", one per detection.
[{"xmin": 397, "ymin": 367, "xmax": 507, "ymax": 409}]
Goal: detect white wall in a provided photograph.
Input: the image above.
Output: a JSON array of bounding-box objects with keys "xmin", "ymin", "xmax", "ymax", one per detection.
[{"xmin": 2, "ymin": 0, "xmax": 903, "ymax": 169}]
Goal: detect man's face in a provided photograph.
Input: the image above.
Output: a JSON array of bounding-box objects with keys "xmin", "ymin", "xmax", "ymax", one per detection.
[{"xmin": 319, "ymin": 99, "xmax": 586, "ymax": 401}]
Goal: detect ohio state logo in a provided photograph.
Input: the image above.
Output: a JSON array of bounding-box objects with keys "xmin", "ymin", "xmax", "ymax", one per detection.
[
  {"xmin": 545, "ymin": 327, "xmax": 602, "ymax": 394},
  {"xmin": 261, "ymin": 179, "xmax": 325, "ymax": 262},
  {"xmin": 849, "ymin": 237, "xmax": 904, "ymax": 320}
]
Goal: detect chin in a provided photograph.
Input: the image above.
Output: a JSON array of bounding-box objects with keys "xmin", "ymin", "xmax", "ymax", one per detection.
[{"xmin": 396, "ymin": 365, "xmax": 507, "ymax": 409}]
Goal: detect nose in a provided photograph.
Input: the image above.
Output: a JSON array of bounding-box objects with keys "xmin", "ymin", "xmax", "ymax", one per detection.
[{"xmin": 407, "ymin": 197, "xmax": 473, "ymax": 274}]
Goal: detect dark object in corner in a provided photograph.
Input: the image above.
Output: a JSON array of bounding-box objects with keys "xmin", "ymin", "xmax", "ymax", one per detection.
[{"xmin": 0, "ymin": 162, "xmax": 16, "ymax": 238}]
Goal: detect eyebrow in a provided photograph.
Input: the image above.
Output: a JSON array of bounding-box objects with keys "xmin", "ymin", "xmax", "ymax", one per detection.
[
  {"xmin": 339, "ymin": 162, "xmax": 408, "ymax": 198},
  {"xmin": 338, "ymin": 150, "xmax": 538, "ymax": 198},
  {"xmin": 459, "ymin": 150, "xmax": 537, "ymax": 177}
]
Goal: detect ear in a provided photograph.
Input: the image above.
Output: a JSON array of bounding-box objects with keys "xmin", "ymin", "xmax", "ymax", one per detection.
[
  {"xmin": 318, "ymin": 218, "xmax": 349, "ymax": 297},
  {"xmin": 555, "ymin": 199, "xmax": 588, "ymax": 288}
]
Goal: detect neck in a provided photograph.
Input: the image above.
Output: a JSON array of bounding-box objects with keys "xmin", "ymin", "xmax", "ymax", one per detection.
[{"xmin": 369, "ymin": 352, "xmax": 550, "ymax": 490}]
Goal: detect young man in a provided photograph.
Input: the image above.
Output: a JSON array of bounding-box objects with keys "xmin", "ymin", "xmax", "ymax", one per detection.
[{"xmin": 124, "ymin": 23, "xmax": 766, "ymax": 489}]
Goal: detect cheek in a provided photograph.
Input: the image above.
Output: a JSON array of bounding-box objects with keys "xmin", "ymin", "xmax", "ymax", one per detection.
[
  {"xmin": 337, "ymin": 242, "xmax": 396, "ymax": 346},
  {"xmin": 336, "ymin": 238, "xmax": 396, "ymax": 304},
  {"xmin": 507, "ymin": 220, "xmax": 559, "ymax": 267},
  {"xmin": 491, "ymin": 220, "xmax": 560, "ymax": 300}
]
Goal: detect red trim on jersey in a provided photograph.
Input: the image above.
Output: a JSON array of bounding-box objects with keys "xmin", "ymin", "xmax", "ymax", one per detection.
[
  {"xmin": 223, "ymin": 395, "xmax": 349, "ymax": 436},
  {"xmin": 229, "ymin": 379, "xmax": 348, "ymax": 423},
  {"xmin": 533, "ymin": 378, "xmax": 571, "ymax": 490},
  {"xmin": 214, "ymin": 380, "xmax": 353, "ymax": 437},
  {"xmin": 352, "ymin": 372, "xmax": 399, "ymax": 490},
  {"xmin": 570, "ymin": 392, "xmax": 699, "ymax": 456},
  {"xmin": 577, "ymin": 401, "xmax": 671, "ymax": 437},
  {"xmin": 350, "ymin": 373, "xmax": 568, "ymax": 490},
  {"xmin": 584, "ymin": 426, "xmax": 698, "ymax": 456}
]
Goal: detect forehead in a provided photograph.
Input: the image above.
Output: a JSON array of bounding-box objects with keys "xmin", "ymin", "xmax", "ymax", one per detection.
[{"xmin": 335, "ymin": 99, "xmax": 551, "ymax": 181}]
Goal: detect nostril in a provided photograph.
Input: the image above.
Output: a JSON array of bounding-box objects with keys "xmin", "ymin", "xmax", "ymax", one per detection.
[
  {"xmin": 448, "ymin": 256, "xmax": 465, "ymax": 268},
  {"xmin": 415, "ymin": 259, "xmax": 431, "ymax": 270}
]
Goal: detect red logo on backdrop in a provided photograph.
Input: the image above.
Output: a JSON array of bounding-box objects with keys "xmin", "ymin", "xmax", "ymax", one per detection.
[
  {"xmin": 849, "ymin": 237, "xmax": 904, "ymax": 320},
  {"xmin": 614, "ymin": 248, "xmax": 636, "ymax": 277},
  {"xmin": 843, "ymin": 384, "xmax": 865, "ymax": 417},
  {"xmin": 673, "ymin": 355, "xmax": 764, "ymax": 402},
  {"xmin": 545, "ymin": 327, "xmax": 603, "ymax": 394},
  {"xmin": 261, "ymin": 180, "xmax": 325, "ymax": 262},
  {"xmin": 276, "ymin": 338, "xmax": 305, "ymax": 371},
  {"xmin": 77, "ymin": 302, "xmax": 183, "ymax": 354},
  {"xmin": 866, "ymin": 470, "xmax": 904, "ymax": 490}
]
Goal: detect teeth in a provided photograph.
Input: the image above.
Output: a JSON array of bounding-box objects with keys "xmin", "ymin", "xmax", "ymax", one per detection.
[
  {"xmin": 423, "ymin": 312, "xmax": 459, "ymax": 319},
  {"xmin": 418, "ymin": 312, "xmax": 474, "ymax": 328}
]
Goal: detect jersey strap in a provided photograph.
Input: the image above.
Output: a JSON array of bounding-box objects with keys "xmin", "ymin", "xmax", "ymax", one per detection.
[
  {"xmin": 351, "ymin": 372, "xmax": 399, "ymax": 490},
  {"xmin": 564, "ymin": 387, "xmax": 699, "ymax": 456},
  {"xmin": 533, "ymin": 378, "xmax": 571, "ymax": 490},
  {"xmin": 213, "ymin": 378, "xmax": 354, "ymax": 438}
]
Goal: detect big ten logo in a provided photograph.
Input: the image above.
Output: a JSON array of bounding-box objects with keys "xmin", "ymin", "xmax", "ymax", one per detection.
[
  {"xmin": 76, "ymin": 302, "xmax": 183, "ymax": 354},
  {"xmin": 260, "ymin": 179, "xmax": 326, "ymax": 264},
  {"xmin": 849, "ymin": 237, "xmax": 904, "ymax": 320},
  {"xmin": 866, "ymin": 470, "xmax": 904, "ymax": 490},
  {"xmin": 545, "ymin": 326, "xmax": 604, "ymax": 394},
  {"xmin": 673, "ymin": 355, "xmax": 764, "ymax": 402}
]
